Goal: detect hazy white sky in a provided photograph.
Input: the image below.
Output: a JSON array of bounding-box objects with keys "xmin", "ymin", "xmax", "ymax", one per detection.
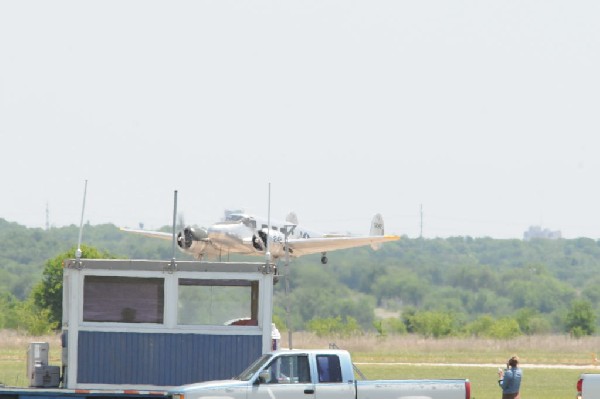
[{"xmin": 1, "ymin": 1, "xmax": 599, "ymax": 239}]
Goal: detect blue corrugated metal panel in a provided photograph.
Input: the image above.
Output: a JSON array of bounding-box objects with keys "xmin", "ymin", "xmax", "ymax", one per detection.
[{"xmin": 77, "ymin": 331, "xmax": 262, "ymax": 386}]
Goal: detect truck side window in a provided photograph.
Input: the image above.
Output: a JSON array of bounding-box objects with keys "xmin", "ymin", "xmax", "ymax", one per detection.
[
  {"xmin": 316, "ymin": 355, "xmax": 342, "ymax": 383},
  {"xmin": 264, "ymin": 355, "xmax": 311, "ymax": 384}
]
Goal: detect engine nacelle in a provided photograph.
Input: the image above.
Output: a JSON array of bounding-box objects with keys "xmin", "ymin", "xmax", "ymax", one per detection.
[
  {"xmin": 251, "ymin": 228, "xmax": 291, "ymax": 258},
  {"xmin": 177, "ymin": 226, "xmax": 209, "ymax": 257},
  {"xmin": 252, "ymin": 230, "xmax": 267, "ymax": 251}
]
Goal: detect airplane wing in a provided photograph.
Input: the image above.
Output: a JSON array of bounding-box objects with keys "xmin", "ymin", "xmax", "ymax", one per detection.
[
  {"xmin": 121, "ymin": 226, "xmax": 226, "ymax": 260},
  {"xmin": 119, "ymin": 227, "xmax": 173, "ymax": 240},
  {"xmin": 286, "ymin": 234, "xmax": 400, "ymax": 257}
]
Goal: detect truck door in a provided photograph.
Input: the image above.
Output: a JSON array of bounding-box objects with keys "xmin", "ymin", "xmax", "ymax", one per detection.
[
  {"xmin": 251, "ymin": 354, "xmax": 315, "ymax": 399},
  {"xmin": 314, "ymin": 354, "xmax": 355, "ymax": 399}
]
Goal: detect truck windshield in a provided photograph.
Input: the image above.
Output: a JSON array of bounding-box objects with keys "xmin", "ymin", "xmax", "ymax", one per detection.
[{"xmin": 236, "ymin": 354, "xmax": 272, "ymax": 381}]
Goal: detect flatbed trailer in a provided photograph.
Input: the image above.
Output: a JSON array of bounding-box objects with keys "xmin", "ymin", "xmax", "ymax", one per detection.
[
  {"xmin": 0, "ymin": 258, "xmax": 277, "ymax": 399},
  {"xmin": 0, "ymin": 387, "xmax": 169, "ymax": 399}
]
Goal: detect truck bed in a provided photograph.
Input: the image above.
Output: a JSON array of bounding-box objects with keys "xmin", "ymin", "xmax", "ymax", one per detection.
[{"xmin": 357, "ymin": 379, "xmax": 470, "ymax": 399}]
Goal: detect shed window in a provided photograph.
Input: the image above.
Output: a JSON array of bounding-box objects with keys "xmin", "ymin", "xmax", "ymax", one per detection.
[
  {"xmin": 83, "ymin": 276, "xmax": 164, "ymax": 323},
  {"xmin": 178, "ymin": 279, "xmax": 259, "ymax": 326}
]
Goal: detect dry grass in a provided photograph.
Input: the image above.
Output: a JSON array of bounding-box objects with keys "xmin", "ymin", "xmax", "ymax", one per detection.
[
  {"xmin": 0, "ymin": 330, "xmax": 61, "ymax": 349},
  {"xmin": 281, "ymin": 332, "xmax": 600, "ymax": 365}
]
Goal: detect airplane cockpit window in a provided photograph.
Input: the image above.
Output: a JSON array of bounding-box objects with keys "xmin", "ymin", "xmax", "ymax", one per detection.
[
  {"xmin": 242, "ymin": 218, "xmax": 257, "ymax": 229},
  {"xmin": 227, "ymin": 214, "xmax": 244, "ymax": 222}
]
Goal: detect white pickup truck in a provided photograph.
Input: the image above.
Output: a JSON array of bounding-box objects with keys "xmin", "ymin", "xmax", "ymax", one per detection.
[
  {"xmin": 169, "ymin": 349, "xmax": 471, "ymax": 399},
  {"xmin": 576, "ymin": 374, "xmax": 600, "ymax": 398}
]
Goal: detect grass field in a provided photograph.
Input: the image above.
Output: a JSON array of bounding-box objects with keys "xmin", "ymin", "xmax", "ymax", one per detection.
[
  {"xmin": 1, "ymin": 330, "xmax": 599, "ymax": 399},
  {"xmin": 0, "ymin": 330, "xmax": 62, "ymax": 387},
  {"xmin": 285, "ymin": 332, "xmax": 598, "ymax": 399}
]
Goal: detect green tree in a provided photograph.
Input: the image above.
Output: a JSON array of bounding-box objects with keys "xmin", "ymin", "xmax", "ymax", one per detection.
[
  {"xmin": 31, "ymin": 244, "xmax": 115, "ymax": 326},
  {"xmin": 379, "ymin": 318, "xmax": 407, "ymax": 335},
  {"xmin": 565, "ymin": 299, "xmax": 596, "ymax": 337},
  {"xmin": 487, "ymin": 317, "xmax": 522, "ymax": 339},
  {"xmin": 514, "ymin": 308, "xmax": 552, "ymax": 335},
  {"xmin": 307, "ymin": 316, "xmax": 361, "ymax": 337},
  {"xmin": 0, "ymin": 292, "xmax": 19, "ymax": 329},
  {"xmin": 276, "ymin": 263, "xmax": 375, "ymax": 330},
  {"xmin": 14, "ymin": 297, "xmax": 57, "ymax": 335},
  {"xmin": 371, "ymin": 270, "xmax": 428, "ymax": 307},
  {"xmin": 464, "ymin": 315, "xmax": 495, "ymax": 337},
  {"xmin": 582, "ymin": 278, "xmax": 600, "ymax": 306},
  {"xmin": 272, "ymin": 313, "xmax": 288, "ymax": 333},
  {"xmin": 405, "ymin": 310, "xmax": 455, "ymax": 338},
  {"xmin": 506, "ymin": 272, "xmax": 576, "ymax": 314},
  {"xmin": 463, "ymin": 315, "xmax": 523, "ymax": 339}
]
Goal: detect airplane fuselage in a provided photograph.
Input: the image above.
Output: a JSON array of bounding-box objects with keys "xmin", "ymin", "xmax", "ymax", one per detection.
[{"xmin": 206, "ymin": 213, "xmax": 323, "ymax": 257}]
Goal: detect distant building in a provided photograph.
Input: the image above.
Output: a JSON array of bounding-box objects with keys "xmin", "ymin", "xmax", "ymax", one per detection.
[{"xmin": 523, "ymin": 225, "xmax": 562, "ymax": 241}]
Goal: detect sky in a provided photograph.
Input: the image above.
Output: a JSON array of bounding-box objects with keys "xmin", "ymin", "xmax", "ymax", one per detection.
[{"xmin": 1, "ymin": 1, "xmax": 599, "ymax": 239}]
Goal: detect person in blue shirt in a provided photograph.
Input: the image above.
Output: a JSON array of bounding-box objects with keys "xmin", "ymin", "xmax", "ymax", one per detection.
[{"xmin": 498, "ymin": 355, "xmax": 522, "ymax": 399}]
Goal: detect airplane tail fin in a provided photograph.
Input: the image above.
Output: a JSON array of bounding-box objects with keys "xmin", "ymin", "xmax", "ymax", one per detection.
[
  {"xmin": 286, "ymin": 212, "xmax": 299, "ymax": 225},
  {"xmin": 370, "ymin": 213, "xmax": 384, "ymax": 250}
]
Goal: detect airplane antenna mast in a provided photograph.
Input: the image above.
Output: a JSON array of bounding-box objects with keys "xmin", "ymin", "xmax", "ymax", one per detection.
[
  {"xmin": 171, "ymin": 190, "xmax": 178, "ymax": 263},
  {"xmin": 266, "ymin": 183, "xmax": 271, "ymax": 262},
  {"xmin": 284, "ymin": 222, "xmax": 295, "ymax": 349},
  {"xmin": 76, "ymin": 180, "xmax": 88, "ymax": 261}
]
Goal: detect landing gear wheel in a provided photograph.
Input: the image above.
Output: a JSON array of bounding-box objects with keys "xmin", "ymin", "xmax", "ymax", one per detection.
[{"xmin": 321, "ymin": 255, "xmax": 328, "ymax": 264}]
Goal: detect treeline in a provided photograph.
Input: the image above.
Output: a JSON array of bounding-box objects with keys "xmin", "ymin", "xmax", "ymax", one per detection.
[
  {"xmin": 1, "ymin": 218, "xmax": 600, "ymax": 337},
  {"xmin": 274, "ymin": 236, "xmax": 600, "ymax": 337},
  {"xmin": 0, "ymin": 219, "xmax": 182, "ymax": 300}
]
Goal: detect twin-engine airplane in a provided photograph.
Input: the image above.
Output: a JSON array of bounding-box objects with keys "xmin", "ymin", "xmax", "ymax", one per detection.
[{"xmin": 121, "ymin": 212, "xmax": 399, "ymax": 264}]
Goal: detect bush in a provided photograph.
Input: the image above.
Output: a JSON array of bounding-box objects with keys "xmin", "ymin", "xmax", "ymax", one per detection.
[
  {"xmin": 307, "ymin": 316, "xmax": 361, "ymax": 337},
  {"xmin": 15, "ymin": 299, "xmax": 58, "ymax": 335},
  {"xmin": 404, "ymin": 310, "xmax": 455, "ymax": 338},
  {"xmin": 487, "ymin": 317, "xmax": 522, "ymax": 339},
  {"xmin": 381, "ymin": 318, "xmax": 407, "ymax": 335},
  {"xmin": 464, "ymin": 315, "xmax": 495, "ymax": 337},
  {"xmin": 565, "ymin": 299, "xmax": 596, "ymax": 336},
  {"xmin": 514, "ymin": 308, "xmax": 552, "ymax": 335}
]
